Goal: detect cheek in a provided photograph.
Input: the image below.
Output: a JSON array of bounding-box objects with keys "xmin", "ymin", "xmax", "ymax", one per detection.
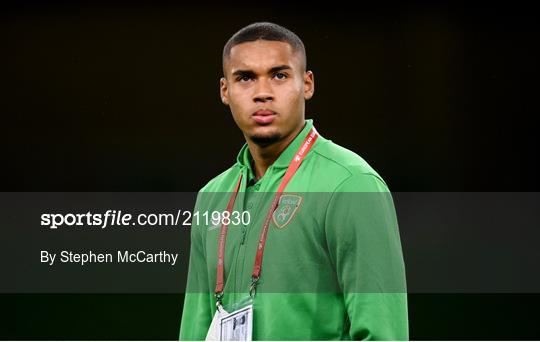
[
  {"xmin": 281, "ymin": 84, "xmax": 304, "ymax": 106},
  {"xmin": 228, "ymin": 87, "xmax": 251, "ymax": 108},
  {"xmin": 227, "ymin": 90, "xmax": 252, "ymax": 123}
]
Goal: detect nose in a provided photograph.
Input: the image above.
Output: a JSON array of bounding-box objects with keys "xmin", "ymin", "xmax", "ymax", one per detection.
[{"xmin": 253, "ymin": 79, "xmax": 274, "ymax": 103}]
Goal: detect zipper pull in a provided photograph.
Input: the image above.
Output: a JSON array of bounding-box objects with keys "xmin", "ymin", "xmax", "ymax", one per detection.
[{"xmin": 240, "ymin": 227, "xmax": 247, "ymax": 245}]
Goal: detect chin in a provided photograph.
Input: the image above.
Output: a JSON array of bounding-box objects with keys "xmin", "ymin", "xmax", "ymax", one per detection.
[
  {"xmin": 249, "ymin": 125, "xmax": 279, "ymax": 137},
  {"xmin": 249, "ymin": 131, "xmax": 283, "ymax": 147}
]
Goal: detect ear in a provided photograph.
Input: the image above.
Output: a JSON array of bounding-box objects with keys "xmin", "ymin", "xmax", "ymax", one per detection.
[
  {"xmin": 304, "ymin": 70, "xmax": 315, "ymax": 100},
  {"xmin": 220, "ymin": 77, "xmax": 229, "ymax": 105}
]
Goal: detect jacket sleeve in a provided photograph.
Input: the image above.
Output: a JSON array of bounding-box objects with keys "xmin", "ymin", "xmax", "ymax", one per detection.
[
  {"xmin": 179, "ymin": 197, "xmax": 212, "ymax": 341},
  {"xmin": 324, "ymin": 173, "xmax": 409, "ymax": 340}
]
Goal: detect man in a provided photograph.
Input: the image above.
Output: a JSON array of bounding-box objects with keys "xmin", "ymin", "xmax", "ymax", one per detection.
[{"xmin": 180, "ymin": 22, "xmax": 408, "ymax": 340}]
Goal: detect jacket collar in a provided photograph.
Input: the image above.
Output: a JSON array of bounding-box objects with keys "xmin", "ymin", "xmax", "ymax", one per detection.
[{"xmin": 236, "ymin": 119, "xmax": 315, "ymax": 176}]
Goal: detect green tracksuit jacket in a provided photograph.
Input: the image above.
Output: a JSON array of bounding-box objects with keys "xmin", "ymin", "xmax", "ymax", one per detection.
[{"xmin": 179, "ymin": 119, "xmax": 408, "ymax": 340}]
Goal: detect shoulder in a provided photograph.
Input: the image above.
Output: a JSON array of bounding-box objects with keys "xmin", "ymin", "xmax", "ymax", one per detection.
[
  {"xmin": 192, "ymin": 164, "xmax": 243, "ymax": 220},
  {"xmin": 198, "ymin": 163, "xmax": 242, "ymax": 193},
  {"xmin": 311, "ymin": 137, "xmax": 390, "ymax": 192}
]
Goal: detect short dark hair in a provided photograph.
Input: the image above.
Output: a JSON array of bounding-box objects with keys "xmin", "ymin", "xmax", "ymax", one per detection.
[{"xmin": 222, "ymin": 22, "xmax": 307, "ymax": 73}]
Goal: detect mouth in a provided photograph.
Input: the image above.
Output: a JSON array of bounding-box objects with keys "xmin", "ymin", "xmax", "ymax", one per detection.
[{"xmin": 252, "ymin": 109, "xmax": 277, "ymax": 125}]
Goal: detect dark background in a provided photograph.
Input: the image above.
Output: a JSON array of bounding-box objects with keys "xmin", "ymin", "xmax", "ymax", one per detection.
[{"xmin": 3, "ymin": 0, "xmax": 540, "ymax": 339}]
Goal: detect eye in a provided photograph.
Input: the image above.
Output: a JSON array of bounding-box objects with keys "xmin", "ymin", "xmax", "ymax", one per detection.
[
  {"xmin": 273, "ymin": 72, "xmax": 287, "ymax": 80},
  {"xmin": 236, "ymin": 75, "xmax": 252, "ymax": 82}
]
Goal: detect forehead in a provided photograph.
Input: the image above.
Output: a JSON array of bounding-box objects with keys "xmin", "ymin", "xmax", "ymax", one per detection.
[{"xmin": 225, "ymin": 40, "xmax": 301, "ymax": 74}]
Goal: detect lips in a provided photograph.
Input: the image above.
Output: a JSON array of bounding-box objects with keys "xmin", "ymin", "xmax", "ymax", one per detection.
[{"xmin": 252, "ymin": 109, "xmax": 277, "ymax": 125}]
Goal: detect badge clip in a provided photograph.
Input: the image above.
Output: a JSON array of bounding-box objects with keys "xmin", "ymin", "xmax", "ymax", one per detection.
[
  {"xmin": 215, "ymin": 292, "xmax": 224, "ymax": 311},
  {"xmin": 249, "ymin": 276, "xmax": 259, "ymax": 298}
]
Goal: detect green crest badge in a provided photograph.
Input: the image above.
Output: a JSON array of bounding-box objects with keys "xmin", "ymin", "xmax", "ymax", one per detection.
[{"xmin": 272, "ymin": 194, "xmax": 303, "ymax": 229}]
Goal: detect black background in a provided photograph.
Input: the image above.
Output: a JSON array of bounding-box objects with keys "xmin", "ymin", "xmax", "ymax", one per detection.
[{"xmin": 3, "ymin": 0, "xmax": 540, "ymax": 339}]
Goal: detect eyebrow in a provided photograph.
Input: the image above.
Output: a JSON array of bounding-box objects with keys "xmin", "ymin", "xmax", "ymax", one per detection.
[
  {"xmin": 269, "ymin": 65, "xmax": 291, "ymax": 73},
  {"xmin": 231, "ymin": 65, "xmax": 292, "ymax": 78}
]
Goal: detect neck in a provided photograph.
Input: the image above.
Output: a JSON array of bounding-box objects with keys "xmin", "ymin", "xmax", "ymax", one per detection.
[{"xmin": 247, "ymin": 121, "xmax": 306, "ymax": 180}]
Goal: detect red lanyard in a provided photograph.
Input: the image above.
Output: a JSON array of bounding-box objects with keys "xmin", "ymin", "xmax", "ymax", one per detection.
[{"xmin": 215, "ymin": 127, "xmax": 319, "ymax": 303}]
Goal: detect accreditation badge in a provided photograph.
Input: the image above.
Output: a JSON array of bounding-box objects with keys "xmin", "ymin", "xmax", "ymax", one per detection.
[{"xmin": 206, "ymin": 297, "xmax": 253, "ymax": 341}]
